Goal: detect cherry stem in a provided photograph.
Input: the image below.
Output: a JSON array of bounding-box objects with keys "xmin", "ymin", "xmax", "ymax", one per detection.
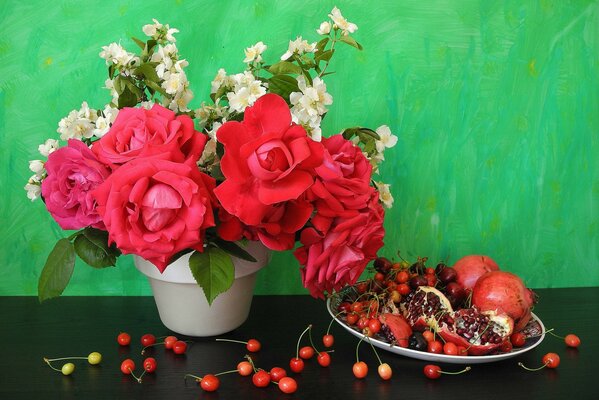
[
  {"xmin": 355, "ymin": 336, "xmax": 365, "ymax": 363},
  {"xmin": 440, "ymin": 366, "xmax": 471, "ymax": 375},
  {"xmin": 366, "ymin": 337, "xmax": 383, "ymax": 365},
  {"xmin": 245, "ymin": 354, "xmax": 258, "ymax": 372},
  {"xmin": 546, "ymin": 329, "xmax": 564, "ymax": 340},
  {"xmin": 214, "ymin": 369, "xmax": 241, "ymax": 377},
  {"xmin": 141, "ymin": 341, "xmax": 166, "ymax": 354},
  {"xmin": 326, "ymin": 311, "xmax": 344, "ymax": 335},
  {"xmin": 45, "ymin": 356, "xmax": 87, "ymax": 362},
  {"xmin": 129, "ymin": 367, "xmax": 143, "ymax": 383},
  {"xmin": 184, "ymin": 373, "xmax": 202, "ymax": 382},
  {"xmin": 295, "ymin": 325, "xmax": 312, "ymax": 359},
  {"xmin": 518, "ymin": 361, "xmax": 549, "ymax": 372},
  {"xmin": 307, "ymin": 325, "xmax": 322, "ymax": 355},
  {"xmin": 215, "ymin": 338, "xmax": 248, "ymax": 345},
  {"xmin": 43, "ymin": 358, "xmax": 63, "ymax": 372}
]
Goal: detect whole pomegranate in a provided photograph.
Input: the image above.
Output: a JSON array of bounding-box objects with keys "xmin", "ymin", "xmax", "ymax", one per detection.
[
  {"xmin": 452, "ymin": 255, "xmax": 500, "ymax": 292},
  {"xmin": 472, "ymin": 271, "xmax": 537, "ymax": 332}
]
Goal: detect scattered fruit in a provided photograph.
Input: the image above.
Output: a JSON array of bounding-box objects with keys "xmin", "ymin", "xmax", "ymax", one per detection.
[
  {"xmin": 215, "ymin": 338, "xmax": 261, "ymax": 352},
  {"xmin": 277, "ymin": 376, "xmax": 298, "ymax": 394},
  {"xmin": 518, "ymin": 352, "xmax": 560, "ymax": 371},
  {"xmin": 423, "ymin": 364, "xmax": 471, "ymax": 379},
  {"xmin": 117, "ymin": 332, "xmax": 131, "ymax": 346}
]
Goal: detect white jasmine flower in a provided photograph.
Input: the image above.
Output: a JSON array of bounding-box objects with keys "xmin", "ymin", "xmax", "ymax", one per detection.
[
  {"xmin": 280, "ymin": 36, "xmax": 317, "ymax": 60},
  {"xmin": 142, "ymin": 19, "xmax": 179, "ymax": 43},
  {"xmin": 290, "ymin": 76, "xmax": 333, "ymax": 118},
  {"xmin": 99, "ymin": 42, "xmax": 135, "ymax": 67},
  {"xmin": 93, "ymin": 105, "xmax": 119, "ymax": 138},
  {"xmin": 38, "ymin": 139, "xmax": 59, "ymax": 157},
  {"xmin": 172, "ymin": 87, "xmax": 194, "ymax": 112},
  {"xmin": 24, "ymin": 175, "xmax": 42, "ymax": 201},
  {"xmin": 227, "ymin": 87, "xmax": 251, "ymax": 113},
  {"xmin": 207, "ymin": 121, "xmax": 222, "ymax": 141},
  {"xmin": 375, "ymin": 125, "xmax": 398, "ymax": 153},
  {"xmin": 211, "ymin": 68, "xmax": 229, "ymax": 94},
  {"xmin": 104, "ymin": 78, "xmax": 119, "ymax": 103},
  {"xmin": 29, "ymin": 160, "xmax": 45, "ymax": 176},
  {"xmin": 317, "ymin": 21, "xmax": 332, "ymax": 35},
  {"xmin": 142, "ymin": 19, "xmax": 161, "ymax": 37},
  {"xmin": 329, "ymin": 7, "xmax": 358, "ymax": 35},
  {"xmin": 139, "ymin": 101, "xmax": 155, "ymax": 109},
  {"xmin": 375, "ymin": 181, "xmax": 394, "ymax": 209},
  {"xmin": 162, "ymin": 71, "xmax": 185, "ymax": 95},
  {"xmin": 244, "ymin": 41, "xmax": 267, "ymax": 63},
  {"xmin": 198, "ymin": 138, "xmax": 218, "ymax": 165}
]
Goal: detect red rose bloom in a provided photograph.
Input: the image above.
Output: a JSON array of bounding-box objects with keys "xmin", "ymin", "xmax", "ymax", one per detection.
[
  {"xmin": 214, "ymin": 93, "xmax": 323, "ymax": 250},
  {"xmin": 93, "ymin": 157, "xmax": 217, "ymax": 272},
  {"xmin": 92, "ymin": 104, "xmax": 206, "ymax": 169},
  {"xmin": 294, "ymin": 193, "xmax": 385, "ymax": 298},
  {"xmin": 41, "ymin": 139, "xmax": 110, "ymax": 230}
]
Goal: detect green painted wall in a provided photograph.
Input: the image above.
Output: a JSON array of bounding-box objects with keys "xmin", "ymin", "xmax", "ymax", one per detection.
[{"xmin": 0, "ymin": 0, "xmax": 597, "ymax": 296}]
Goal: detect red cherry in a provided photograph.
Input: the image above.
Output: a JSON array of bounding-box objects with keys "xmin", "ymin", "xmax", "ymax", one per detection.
[
  {"xmin": 278, "ymin": 376, "xmax": 298, "ymax": 394},
  {"xmin": 141, "ymin": 334, "xmax": 156, "ymax": 347},
  {"xmin": 510, "ymin": 332, "xmax": 526, "ymax": 347},
  {"xmin": 442, "ymin": 342, "xmax": 459, "ymax": 355},
  {"xmin": 425, "ymin": 267, "xmax": 436, "ymax": 275},
  {"xmin": 172, "ymin": 340, "xmax": 187, "ymax": 355},
  {"xmin": 317, "ymin": 352, "xmax": 331, "ymax": 367},
  {"xmin": 368, "ymin": 319, "xmax": 381, "ymax": 334},
  {"xmin": 422, "ymin": 330, "xmax": 435, "ymax": 343},
  {"xmin": 350, "ymin": 302, "xmax": 364, "ymax": 313},
  {"xmin": 269, "ymin": 367, "xmax": 287, "ymax": 382},
  {"xmin": 423, "ymin": 364, "xmax": 441, "ymax": 379},
  {"xmin": 378, "ymin": 363, "xmax": 392, "ymax": 380},
  {"xmin": 346, "ymin": 313, "xmax": 359, "ymax": 326},
  {"xmin": 374, "ymin": 272, "xmax": 385, "ymax": 282},
  {"xmin": 246, "ymin": 339, "xmax": 261, "ymax": 352},
  {"xmin": 120, "ymin": 359, "xmax": 135, "ymax": 375},
  {"xmin": 237, "ymin": 361, "xmax": 253, "ymax": 376},
  {"xmin": 564, "ymin": 334, "xmax": 581, "ymax": 348},
  {"xmin": 396, "ymin": 270, "xmax": 409, "ymax": 284},
  {"xmin": 299, "ymin": 346, "xmax": 314, "ymax": 359},
  {"xmin": 357, "ymin": 316, "xmax": 369, "ymax": 330},
  {"xmin": 542, "ymin": 352, "xmax": 560, "ymax": 368},
  {"xmin": 200, "ymin": 374, "xmax": 220, "ymax": 392},
  {"xmin": 352, "ymin": 361, "xmax": 368, "ymax": 378},
  {"xmin": 499, "ymin": 340, "xmax": 513, "ymax": 353},
  {"xmin": 289, "ymin": 357, "xmax": 304, "ymax": 373},
  {"xmin": 143, "ymin": 357, "xmax": 157, "ymax": 373},
  {"xmin": 323, "ymin": 334, "xmax": 334, "ymax": 348},
  {"xmin": 164, "ymin": 336, "xmax": 178, "ymax": 349},
  {"xmin": 117, "ymin": 332, "xmax": 131, "ymax": 346},
  {"xmin": 427, "ymin": 340, "xmax": 443, "ymax": 354},
  {"xmin": 252, "ymin": 370, "xmax": 271, "ymax": 388},
  {"xmin": 397, "ymin": 283, "xmax": 411, "ymax": 295}
]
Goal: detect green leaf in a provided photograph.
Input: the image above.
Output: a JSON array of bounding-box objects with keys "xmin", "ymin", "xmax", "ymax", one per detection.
[
  {"xmin": 135, "ymin": 63, "xmax": 159, "ymax": 82},
  {"xmin": 339, "ymin": 35, "xmax": 363, "ymax": 50},
  {"xmin": 268, "ymin": 75, "xmax": 299, "ymax": 100},
  {"xmin": 113, "ymin": 76, "xmax": 125, "ymax": 95},
  {"xmin": 316, "ymin": 37, "xmax": 329, "ymax": 53},
  {"xmin": 131, "ymin": 36, "xmax": 146, "ymax": 50},
  {"xmin": 38, "ymin": 239, "xmax": 75, "ymax": 302},
  {"xmin": 145, "ymin": 79, "xmax": 167, "ymax": 96},
  {"xmin": 211, "ymin": 238, "xmax": 257, "ymax": 262},
  {"xmin": 122, "ymin": 78, "xmax": 143, "ymax": 98},
  {"xmin": 118, "ymin": 86, "xmax": 138, "ymax": 108},
  {"xmin": 189, "ymin": 248, "xmax": 235, "ymax": 305},
  {"xmin": 108, "ymin": 64, "xmax": 116, "ymax": 79},
  {"xmin": 74, "ymin": 235, "xmax": 116, "ymax": 268},
  {"xmin": 268, "ymin": 61, "xmax": 303, "ymax": 76},
  {"xmin": 315, "ymin": 49, "xmax": 334, "ymax": 63}
]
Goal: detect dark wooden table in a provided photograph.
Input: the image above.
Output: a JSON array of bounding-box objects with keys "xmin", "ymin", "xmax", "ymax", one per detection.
[{"xmin": 0, "ymin": 288, "xmax": 597, "ymax": 399}]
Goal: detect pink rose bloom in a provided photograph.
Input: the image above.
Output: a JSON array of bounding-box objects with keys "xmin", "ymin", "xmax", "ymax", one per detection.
[
  {"xmin": 213, "ymin": 94, "xmax": 324, "ymax": 250},
  {"xmin": 308, "ymin": 135, "xmax": 374, "ymax": 233},
  {"xmin": 294, "ymin": 193, "xmax": 385, "ymax": 298},
  {"xmin": 93, "ymin": 157, "xmax": 217, "ymax": 272},
  {"xmin": 41, "ymin": 139, "xmax": 110, "ymax": 230},
  {"xmin": 92, "ymin": 104, "xmax": 206, "ymax": 169}
]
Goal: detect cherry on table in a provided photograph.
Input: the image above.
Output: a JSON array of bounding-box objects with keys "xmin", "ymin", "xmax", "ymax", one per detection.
[
  {"xmin": 323, "ymin": 334, "xmax": 334, "ymax": 348},
  {"xmin": 172, "ymin": 340, "xmax": 188, "ymax": 355},
  {"xmin": 423, "ymin": 364, "xmax": 471, "ymax": 379},
  {"xmin": 378, "ymin": 363, "xmax": 392, "ymax": 380},
  {"xmin": 252, "ymin": 370, "xmax": 271, "ymax": 388},
  {"xmin": 237, "ymin": 361, "xmax": 253, "ymax": 376},
  {"xmin": 117, "ymin": 332, "xmax": 131, "ymax": 346},
  {"xmin": 289, "ymin": 357, "xmax": 304, "ymax": 373},
  {"xmin": 143, "ymin": 357, "xmax": 157, "ymax": 373},
  {"xmin": 141, "ymin": 334, "xmax": 156, "ymax": 347},
  {"xmin": 200, "ymin": 374, "xmax": 220, "ymax": 392},
  {"xmin": 61, "ymin": 363, "xmax": 75, "ymax": 376},
  {"xmin": 352, "ymin": 361, "xmax": 368, "ymax": 379},
  {"xmin": 278, "ymin": 376, "xmax": 298, "ymax": 394},
  {"xmin": 564, "ymin": 334, "xmax": 581, "ymax": 348},
  {"xmin": 164, "ymin": 335, "xmax": 178, "ymax": 349},
  {"xmin": 269, "ymin": 367, "xmax": 287, "ymax": 382},
  {"xmin": 120, "ymin": 359, "xmax": 135, "ymax": 375},
  {"xmin": 519, "ymin": 352, "xmax": 561, "ymax": 371},
  {"xmin": 317, "ymin": 352, "xmax": 331, "ymax": 367},
  {"xmin": 215, "ymin": 338, "xmax": 261, "ymax": 352},
  {"xmin": 299, "ymin": 346, "xmax": 314, "ymax": 359}
]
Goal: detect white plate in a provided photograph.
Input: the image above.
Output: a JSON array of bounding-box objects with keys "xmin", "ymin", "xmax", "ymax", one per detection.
[{"xmin": 327, "ymin": 287, "xmax": 545, "ymax": 365}]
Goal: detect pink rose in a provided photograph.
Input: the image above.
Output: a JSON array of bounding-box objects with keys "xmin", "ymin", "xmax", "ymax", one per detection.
[
  {"xmin": 214, "ymin": 94, "xmax": 324, "ymax": 249},
  {"xmin": 93, "ymin": 157, "xmax": 216, "ymax": 272},
  {"xmin": 294, "ymin": 193, "xmax": 385, "ymax": 298},
  {"xmin": 41, "ymin": 139, "xmax": 110, "ymax": 230},
  {"xmin": 308, "ymin": 135, "xmax": 374, "ymax": 233},
  {"xmin": 92, "ymin": 104, "xmax": 206, "ymax": 169}
]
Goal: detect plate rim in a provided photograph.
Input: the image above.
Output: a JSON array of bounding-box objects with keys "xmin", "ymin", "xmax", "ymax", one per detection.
[{"xmin": 326, "ymin": 289, "xmax": 545, "ymax": 364}]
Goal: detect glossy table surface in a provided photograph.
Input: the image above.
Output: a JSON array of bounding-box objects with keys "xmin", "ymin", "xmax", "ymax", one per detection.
[{"xmin": 0, "ymin": 288, "xmax": 597, "ymax": 400}]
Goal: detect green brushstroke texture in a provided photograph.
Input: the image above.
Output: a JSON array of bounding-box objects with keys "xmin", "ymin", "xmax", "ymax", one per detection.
[{"xmin": 0, "ymin": 0, "xmax": 597, "ymax": 296}]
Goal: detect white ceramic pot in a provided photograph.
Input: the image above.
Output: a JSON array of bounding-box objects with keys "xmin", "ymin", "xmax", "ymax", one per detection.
[{"xmin": 134, "ymin": 241, "xmax": 271, "ymax": 337}]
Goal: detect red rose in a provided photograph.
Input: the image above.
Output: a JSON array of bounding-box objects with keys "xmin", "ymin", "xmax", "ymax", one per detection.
[
  {"xmin": 92, "ymin": 104, "xmax": 206, "ymax": 169},
  {"xmin": 214, "ymin": 94, "xmax": 323, "ymax": 249},
  {"xmin": 93, "ymin": 157, "xmax": 216, "ymax": 272},
  {"xmin": 308, "ymin": 135, "xmax": 374, "ymax": 228},
  {"xmin": 41, "ymin": 139, "xmax": 110, "ymax": 230},
  {"xmin": 294, "ymin": 193, "xmax": 385, "ymax": 298}
]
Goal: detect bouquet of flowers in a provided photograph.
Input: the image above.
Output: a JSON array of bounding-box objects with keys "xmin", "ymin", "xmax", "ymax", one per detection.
[{"xmin": 25, "ymin": 8, "xmax": 396, "ymax": 304}]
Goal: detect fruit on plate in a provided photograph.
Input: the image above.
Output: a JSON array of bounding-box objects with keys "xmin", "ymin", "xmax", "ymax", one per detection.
[
  {"xmin": 471, "ymin": 271, "xmax": 537, "ymax": 332},
  {"xmin": 401, "ymin": 286, "xmax": 453, "ymax": 331},
  {"xmin": 379, "ymin": 313, "xmax": 412, "ymax": 347},
  {"xmin": 452, "ymin": 255, "xmax": 499, "ymax": 292},
  {"xmin": 437, "ymin": 308, "xmax": 514, "ymax": 355}
]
